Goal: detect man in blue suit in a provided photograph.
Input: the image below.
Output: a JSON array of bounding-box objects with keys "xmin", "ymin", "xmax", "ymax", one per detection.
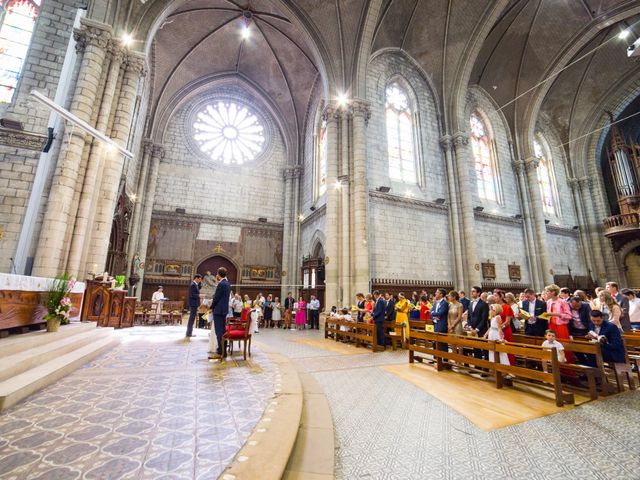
[
  {"xmin": 584, "ymin": 310, "xmax": 625, "ymax": 364},
  {"xmin": 431, "ymin": 288, "xmax": 449, "ymax": 352},
  {"xmin": 521, "ymin": 288, "xmax": 547, "ymax": 337},
  {"xmin": 185, "ymin": 274, "xmax": 202, "ymax": 338},
  {"xmin": 372, "ymin": 290, "xmax": 386, "ymax": 347},
  {"xmin": 208, "ymin": 267, "xmax": 231, "ymax": 359}
]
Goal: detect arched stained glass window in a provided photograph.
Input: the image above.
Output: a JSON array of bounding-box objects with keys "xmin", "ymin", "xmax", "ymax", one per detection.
[
  {"xmin": 533, "ymin": 137, "xmax": 560, "ymax": 216},
  {"xmin": 317, "ymin": 119, "xmax": 327, "ymax": 197},
  {"xmin": 193, "ymin": 101, "xmax": 265, "ymax": 165},
  {"xmin": 470, "ymin": 112, "xmax": 500, "ymax": 202},
  {"xmin": 385, "ymin": 81, "xmax": 416, "ymax": 184},
  {"xmin": 0, "ymin": 0, "xmax": 41, "ymax": 104}
]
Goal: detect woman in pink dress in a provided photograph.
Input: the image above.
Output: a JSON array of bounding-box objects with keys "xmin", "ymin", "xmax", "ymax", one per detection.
[
  {"xmin": 545, "ymin": 284, "xmax": 574, "ymax": 364},
  {"xmin": 295, "ymin": 297, "xmax": 307, "ymax": 330}
]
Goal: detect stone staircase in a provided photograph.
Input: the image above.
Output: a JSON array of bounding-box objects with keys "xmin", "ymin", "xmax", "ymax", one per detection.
[{"xmin": 0, "ymin": 322, "xmax": 120, "ymax": 411}]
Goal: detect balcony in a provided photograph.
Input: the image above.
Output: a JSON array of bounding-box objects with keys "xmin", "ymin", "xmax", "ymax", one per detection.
[{"xmin": 603, "ymin": 213, "xmax": 640, "ymax": 237}]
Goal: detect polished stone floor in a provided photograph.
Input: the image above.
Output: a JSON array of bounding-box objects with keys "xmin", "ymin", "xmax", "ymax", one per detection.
[
  {"xmin": 0, "ymin": 326, "xmax": 275, "ymax": 480},
  {"xmin": 253, "ymin": 328, "xmax": 640, "ymax": 480},
  {"xmin": 2, "ymin": 325, "xmax": 639, "ymax": 480}
]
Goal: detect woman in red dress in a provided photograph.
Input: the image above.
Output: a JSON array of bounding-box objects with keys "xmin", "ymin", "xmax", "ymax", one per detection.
[
  {"xmin": 419, "ymin": 295, "xmax": 431, "ymax": 322},
  {"xmin": 494, "ymin": 290, "xmax": 515, "ymax": 365}
]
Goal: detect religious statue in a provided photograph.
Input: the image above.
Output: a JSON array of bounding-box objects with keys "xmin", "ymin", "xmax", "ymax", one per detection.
[{"xmin": 201, "ymin": 270, "xmax": 217, "ymax": 297}]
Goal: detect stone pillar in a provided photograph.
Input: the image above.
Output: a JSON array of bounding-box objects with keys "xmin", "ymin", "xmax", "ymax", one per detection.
[
  {"xmin": 281, "ymin": 166, "xmax": 295, "ymax": 300},
  {"xmin": 127, "ymin": 139, "xmax": 154, "ymax": 272},
  {"xmin": 351, "ymin": 100, "xmax": 370, "ymax": 296},
  {"xmin": 339, "ymin": 174, "xmax": 350, "ymax": 304},
  {"xmin": 513, "ymin": 159, "xmax": 541, "ymax": 288},
  {"xmin": 523, "ymin": 157, "xmax": 553, "ymax": 286},
  {"xmin": 452, "ymin": 132, "xmax": 482, "ymax": 290},
  {"xmin": 290, "ymin": 166, "xmax": 302, "ymax": 296},
  {"xmin": 86, "ymin": 52, "xmax": 146, "ymax": 277},
  {"xmin": 568, "ymin": 177, "xmax": 595, "ymax": 280},
  {"xmin": 323, "ymin": 105, "xmax": 340, "ymax": 308},
  {"xmin": 579, "ymin": 178, "xmax": 609, "ymax": 284},
  {"xmin": 33, "ymin": 19, "xmax": 111, "ymax": 277},
  {"xmin": 440, "ymin": 135, "xmax": 463, "ymax": 288},
  {"xmin": 134, "ymin": 144, "xmax": 164, "ymax": 298},
  {"xmin": 587, "ymin": 176, "xmax": 619, "ymax": 280},
  {"xmin": 66, "ymin": 41, "xmax": 124, "ymax": 276}
]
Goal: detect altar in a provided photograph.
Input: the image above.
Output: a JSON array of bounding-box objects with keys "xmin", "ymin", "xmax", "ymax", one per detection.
[{"xmin": 0, "ymin": 273, "xmax": 86, "ymax": 334}]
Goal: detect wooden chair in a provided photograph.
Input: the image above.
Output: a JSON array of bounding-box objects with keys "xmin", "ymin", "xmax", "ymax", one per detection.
[
  {"xmin": 135, "ymin": 301, "xmax": 153, "ymax": 325},
  {"xmin": 223, "ymin": 317, "xmax": 252, "ymax": 360}
]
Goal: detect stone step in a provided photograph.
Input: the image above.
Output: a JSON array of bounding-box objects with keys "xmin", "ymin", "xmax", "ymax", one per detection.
[
  {"xmin": 0, "ymin": 332, "xmax": 120, "ymax": 412},
  {"xmin": 0, "ymin": 322, "xmax": 97, "ymax": 358},
  {"xmin": 0, "ymin": 328, "xmax": 113, "ymax": 383}
]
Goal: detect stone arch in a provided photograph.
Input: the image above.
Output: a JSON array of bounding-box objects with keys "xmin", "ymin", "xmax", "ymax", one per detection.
[
  {"xmin": 309, "ymin": 229, "xmax": 327, "ymax": 259},
  {"xmin": 195, "ymin": 254, "xmax": 239, "ymax": 285}
]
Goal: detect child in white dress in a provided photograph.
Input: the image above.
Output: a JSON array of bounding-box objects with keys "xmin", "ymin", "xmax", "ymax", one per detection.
[
  {"xmin": 250, "ymin": 307, "xmax": 260, "ymax": 334},
  {"xmin": 486, "ymin": 304, "xmax": 510, "ymax": 365}
]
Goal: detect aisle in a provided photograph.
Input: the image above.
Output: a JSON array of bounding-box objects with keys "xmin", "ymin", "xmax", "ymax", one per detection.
[
  {"xmin": 254, "ymin": 328, "xmax": 640, "ymax": 480},
  {"xmin": 0, "ymin": 326, "xmax": 275, "ymax": 480}
]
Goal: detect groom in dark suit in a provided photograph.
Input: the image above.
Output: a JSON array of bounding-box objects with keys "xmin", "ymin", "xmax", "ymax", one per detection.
[
  {"xmin": 208, "ymin": 267, "xmax": 231, "ymax": 359},
  {"xmin": 467, "ymin": 286, "xmax": 489, "ymax": 360},
  {"xmin": 372, "ymin": 290, "xmax": 386, "ymax": 347},
  {"xmin": 185, "ymin": 274, "xmax": 202, "ymax": 338}
]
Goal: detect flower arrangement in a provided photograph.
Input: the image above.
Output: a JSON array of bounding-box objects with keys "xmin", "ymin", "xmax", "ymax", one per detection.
[
  {"xmin": 44, "ymin": 274, "xmax": 76, "ymax": 331},
  {"xmin": 115, "ymin": 275, "xmax": 126, "ymax": 289}
]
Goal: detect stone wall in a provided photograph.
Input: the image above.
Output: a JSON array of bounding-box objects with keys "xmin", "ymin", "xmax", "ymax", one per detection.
[
  {"xmin": 0, "ymin": 0, "xmax": 80, "ymax": 273},
  {"xmin": 153, "ymin": 87, "xmax": 287, "ymax": 223}
]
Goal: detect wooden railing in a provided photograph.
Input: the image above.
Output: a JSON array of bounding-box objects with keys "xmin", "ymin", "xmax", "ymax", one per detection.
[{"xmin": 603, "ymin": 213, "xmax": 640, "ymax": 237}]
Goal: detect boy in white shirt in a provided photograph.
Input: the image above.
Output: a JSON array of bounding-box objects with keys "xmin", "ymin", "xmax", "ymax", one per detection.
[{"xmin": 541, "ymin": 329, "xmax": 566, "ymax": 363}]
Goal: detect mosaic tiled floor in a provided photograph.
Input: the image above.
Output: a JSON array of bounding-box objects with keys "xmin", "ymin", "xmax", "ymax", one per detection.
[
  {"xmin": 253, "ymin": 328, "xmax": 640, "ymax": 480},
  {"xmin": 0, "ymin": 326, "xmax": 275, "ymax": 480}
]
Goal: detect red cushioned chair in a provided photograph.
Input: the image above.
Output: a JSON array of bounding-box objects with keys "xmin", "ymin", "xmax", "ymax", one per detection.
[{"xmin": 223, "ymin": 317, "xmax": 252, "ymax": 360}]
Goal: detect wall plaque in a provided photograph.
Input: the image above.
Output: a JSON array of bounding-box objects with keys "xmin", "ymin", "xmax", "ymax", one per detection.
[{"xmin": 481, "ymin": 262, "xmax": 496, "ymax": 281}]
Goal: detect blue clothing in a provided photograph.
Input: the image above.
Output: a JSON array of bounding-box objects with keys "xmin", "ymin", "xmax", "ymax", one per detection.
[
  {"xmin": 522, "ymin": 299, "xmax": 548, "ymax": 337},
  {"xmin": 211, "ymin": 278, "xmax": 231, "ymax": 316},
  {"xmin": 460, "ymin": 297, "xmax": 470, "ymax": 313},
  {"xmin": 188, "ymin": 282, "xmax": 201, "ymax": 308},
  {"xmin": 568, "ymin": 303, "xmax": 591, "ymax": 336},
  {"xmin": 372, "ymin": 297, "xmax": 386, "ymax": 324},
  {"xmin": 588, "ymin": 320, "xmax": 625, "ymax": 363},
  {"xmin": 430, "ymin": 299, "xmax": 449, "ymax": 333}
]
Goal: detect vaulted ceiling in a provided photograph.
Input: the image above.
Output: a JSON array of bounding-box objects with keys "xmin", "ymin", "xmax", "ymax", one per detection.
[{"xmin": 130, "ymin": 0, "xmax": 640, "ymax": 159}]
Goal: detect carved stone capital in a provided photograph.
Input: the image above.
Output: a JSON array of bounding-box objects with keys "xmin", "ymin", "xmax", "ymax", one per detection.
[
  {"xmin": 74, "ymin": 19, "xmax": 112, "ymax": 53},
  {"xmin": 142, "ymin": 139, "xmax": 154, "ymax": 156},
  {"xmin": 0, "ymin": 126, "xmax": 47, "ymax": 151},
  {"xmin": 452, "ymin": 132, "xmax": 469, "ymax": 148},
  {"xmin": 350, "ymin": 99, "xmax": 371, "ymax": 123},
  {"xmin": 152, "ymin": 145, "xmax": 165, "ymax": 160},
  {"xmin": 511, "ymin": 160, "xmax": 525, "ymax": 175},
  {"xmin": 321, "ymin": 105, "xmax": 341, "ymax": 124},
  {"xmin": 439, "ymin": 135, "xmax": 453, "ymax": 152},
  {"xmin": 523, "ymin": 156, "xmax": 540, "ymax": 171},
  {"xmin": 107, "ymin": 41, "xmax": 125, "ymax": 64},
  {"xmin": 283, "ymin": 166, "xmax": 303, "ymax": 180},
  {"xmin": 124, "ymin": 52, "xmax": 147, "ymax": 77}
]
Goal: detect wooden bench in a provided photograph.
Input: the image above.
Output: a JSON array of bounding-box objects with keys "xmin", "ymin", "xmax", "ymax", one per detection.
[
  {"xmin": 383, "ymin": 321, "xmax": 404, "ymax": 350},
  {"xmin": 623, "ymin": 333, "xmax": 640, "ymax": 384},
  {"xmin": 512, "ymin": 334, "xmax": 604, "ymax": 399},
  {"xmin": 409, "ymin": 331, "xmax": 575, "ymax": 407},
  {"xmin": 324, "ymin": 317, "xmax": 383, "ymax": 352}
]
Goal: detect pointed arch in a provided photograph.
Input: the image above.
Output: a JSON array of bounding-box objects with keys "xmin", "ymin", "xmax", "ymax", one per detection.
[
  {"xmin": 470, "ymin": 110, "xmax": 502, "ymax": 203},
  {"xmin": 534, "ymin": 134, "xmax": 561, "ymax": 217}
]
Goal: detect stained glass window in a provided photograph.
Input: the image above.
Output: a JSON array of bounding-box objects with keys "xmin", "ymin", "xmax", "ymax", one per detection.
[
  {"xmin": 317, "ymin": 119, "xmax": 327, "ymax": 196},
  {"xmin": 534, "ymin": 137, "xmax": 559, "ymax": 216},
  {"xmin": 0, "ymin": 0, "xmax": 41, "ymax": 104},
  {"xmin": 470, "ymin": 112, "xmax": 500, "ymax": 202},
  {"xmin": 385, "ymin": 82, "xmax": 416, "ymax": 184},
  {"xmin": 193, "ymin": 101, "xmax": 265, "ymax": 165}
]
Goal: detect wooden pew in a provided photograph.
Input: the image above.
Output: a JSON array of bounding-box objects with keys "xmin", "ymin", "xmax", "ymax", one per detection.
[
  {"xmin": 409, "ymin": 331, "xmax": 574, "ymax": 407},
  {"xmin": 383, "ymin": 321, "xmax": 404, "ymax": 350},
  {"xmin": 623, "ymin": 333, "xmax": 640, "ymax": 384},
  {"xmin": 324, "ymin": 317, "xmax": 383, "ymax": 352},
  {"xmin": 512, "ymin": 334, "xmax": 603, "ymax": 398}
]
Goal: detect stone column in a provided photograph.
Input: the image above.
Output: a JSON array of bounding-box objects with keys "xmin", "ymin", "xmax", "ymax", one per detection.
[
  {"xmin": 86, "ymin": 52, "xmax": 146, "ymax": 277},
  {"xmin": 351, "ymin": 100, "xmax": 371, "ymax": 296},
  {"xmin": 281, "ymin": 166, "xmax": 295, "ymax": 300},
  {"xmin": 66, "ymin": 41, "xmax": 124, "ymax": 276},
  {"xmin": 513, "ymin": 159, "xmax": 541, "ymax": 288},
  {"xmin": 440, "ymin": 135, "xmax": 463, "ymax": 288},
  {"xmin": 290, "ymin": 166, "xmax": 302, "ymax": 296},
  {"xmin": 339, "ymin": 174, "xmax": 350, "ymax": 304},
  {"xmin": 323, "ymin": 105, "xmax": 340, "ymax": 308},
  {"xmin": 579, "ymin": 178, "xmax": 608, "ymax": 284},
  {"xmin": 568, "ymin": 177, "xmax": 595, "ymax": 279},
  {"xmin": 135, "ymin": 144, "xmax": 164, "ymax": 299},
  {"xmin": 127, "ymin": 139, "xmax": 154, "ymax": 272},
  {"xmin": 33, "ymin": 19, "xmax": 111, "ymax": 277},
  {"xmin": 452, "ymin": 132, "xmax": 482, "ymax": 289},
  {"xmin": 587, "ymin": 176, "xmax": 619, "ymax": 280},
  {"xmin": 523, "ymin": 157, "xmax": 553, "ymax": 286}
]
